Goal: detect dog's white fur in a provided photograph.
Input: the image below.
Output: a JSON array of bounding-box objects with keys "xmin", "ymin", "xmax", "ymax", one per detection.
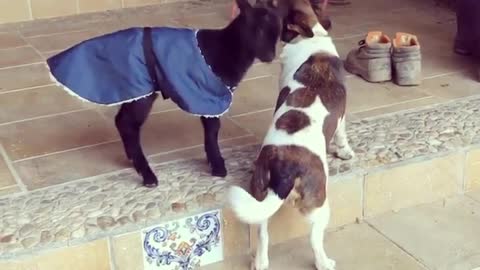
[{"xmin": 228, "ymin": 22, "xmax": 354, "ymax": 270}]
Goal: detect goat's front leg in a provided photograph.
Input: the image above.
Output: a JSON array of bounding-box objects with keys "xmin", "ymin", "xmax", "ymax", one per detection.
[{"xmin": 200, "ymin": 117, "xmax": 227, "ymax": 177}]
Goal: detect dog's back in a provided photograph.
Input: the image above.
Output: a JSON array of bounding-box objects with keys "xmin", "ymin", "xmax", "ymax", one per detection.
[
  {"xmin": 228, "ymin": 22, "xmax": 350, "ymax": 223},
  {"xmin": 253, "ymin": 29, "xmax": 346, "ymax": 212}
]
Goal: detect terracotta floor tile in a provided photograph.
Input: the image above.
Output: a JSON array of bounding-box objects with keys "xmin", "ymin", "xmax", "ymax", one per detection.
[
  {"xmin": 17, "ymin": 13, "xmax": 115, "ymax": 37},
  {"xmin": 140, "ymin": 110, "xmax": 250, "ymax": 156},
  {"xmin": 421, "ymin": 71, "xmax": 480, "ymax": 99},
  {"xmin": 117, "ymin": 16, "xmax": 181, "ymax": 30},
  {"xmin": 26, "ymin": 30, "xmax": 100, "ymax": 53},
  {"xmin": 148, "ymin": 135, "xmax": 259, "ymax": 164},
  {"xmin": 228, "ymin": 76, "xmax": 278, "ymax": 116},
  {"xmin": 0, "ymin": 32, "xmax": 27, "ymax": 49},
  {"xmin": 353, "ymin": 96, "xmax": 447, "ymax": 119},
  {"xmin": 0, "ymin": 46, "xmax": 43, "ymax": 68},
  {"xmin": 174, "ymin": 12, "xmax": 230, "ymax": 29},
  {"xmin": 231, "ymin": 109, "xmax": 274, "ymax": 140},
  {"xmin": 96, "ymin": 97, "xmax": 180, "ymax": 120},
  {"xmin": 202, "ymin": 223, "xmax": 426, "ymax": 270},
  {"xmin": 369, "ymin": 196, "xmax": 480, "ymax": 270},
  {"xmin": 467, "ymin": 189, "xmax": 480, "ymax": 203},
  {"xmin": 0, "ymin": 110, "xmax": 119, "ymax": 160},
  {"xmin": 244, "ymin": 61, "xmax": 280, "ymax": 81},
  {"xmin": 14, "ymin": 141, "xmax": 128, "ymax": 189},
  {"xmin": 422, "ymin": 51, "xmax": 476, "ymax": 79},
  {"xmin": 123, "ymin": 0, "xmax": 163, "ymax": 8},
  {"xmin": 345, "ymin": 77, "xmax": 431, "ymax": 114},
  {"xmin": 0, "ymin": 147, "xmax": 15, "ymax": 188},
  {"xmin": 0, "ymin": 63, "xmax": 53, "ymax": 92},
  {"xmin": 0, "ymin": 85, "xmax": 85, "ymax": 124},
  {"xmin": 41, "ymin": 50, "xmax": 61, "ymax": 59},
  {"xmin": 14, "ymin": 135, "xmax": 257, "ymax": 190}
]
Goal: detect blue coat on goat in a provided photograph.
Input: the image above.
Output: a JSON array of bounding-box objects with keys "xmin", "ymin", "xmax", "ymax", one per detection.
[{"xmin": 47, "ymin": 27, "xmax": 235, "ymax": 117}]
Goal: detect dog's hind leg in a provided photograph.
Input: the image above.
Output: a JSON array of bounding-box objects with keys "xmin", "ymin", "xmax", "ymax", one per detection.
[
  {"xmin": 200, "ymin": 117, "xmax": 227, "ymax": 177},
  {"xmin": 308, "ymin": 200, "xmax": 336, "ymax": 270},
  {"xmin": 115, "ymin": 93, "xmax": 158, "ymax": 187},
  {"xmin": 252, "ymin": 220, "xmax": 270, "ymax": 270},
  {"xmin": 333, "ymin": 117, "xmax": 354, "ymax": 160}
]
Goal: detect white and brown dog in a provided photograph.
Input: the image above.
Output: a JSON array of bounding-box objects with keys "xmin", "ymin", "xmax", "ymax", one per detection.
[{"xmin": 228, "ymin": 0, "xmax": 354, "ymax": 269}]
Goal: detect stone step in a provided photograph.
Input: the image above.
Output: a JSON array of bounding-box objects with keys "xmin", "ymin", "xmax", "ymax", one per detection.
[
  {"xmin": 2, "ymin": 96, "xmax": 480, "ymax": 269},
  {"xmin": 200, "ymin": 222, "xmax": 424, "ymax": 270}
]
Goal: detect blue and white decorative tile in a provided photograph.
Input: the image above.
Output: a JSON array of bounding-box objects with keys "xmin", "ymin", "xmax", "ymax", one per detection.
[{"xmin": 142, "ymin": 209, "xmax": 224, "ymax": 270}]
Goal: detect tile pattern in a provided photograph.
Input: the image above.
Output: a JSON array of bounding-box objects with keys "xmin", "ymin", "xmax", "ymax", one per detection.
[
  {"xmin": 142, "ymin": 210, "xmax": 223, "ymax": 270},
  {"xmin": 369, "ymin": 195, "xmax": 480, "ymax": 270},
  {"xmin": 0, "ymin": 0, "xmax": 477, "ymax": 196},
  {"xmin": 2, "ymin": 95, "xmax": 480, "ymax": 257},
  {"xmin": 202, "ymin": 223, "xmax": 427, "ymax": 270},
  {"xmin": 0, "ymin": 0, "xmax": 479, "ymax": 264}
]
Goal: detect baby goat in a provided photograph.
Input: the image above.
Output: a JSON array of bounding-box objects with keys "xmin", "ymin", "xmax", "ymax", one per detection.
[{"xmin": 47, "ymin": 0, "xmax": 282, "ymax": 187}]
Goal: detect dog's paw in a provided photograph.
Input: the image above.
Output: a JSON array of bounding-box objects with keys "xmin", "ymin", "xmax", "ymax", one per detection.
[
  {"xmin": 142, "ymin": 171, "xmax": 158, "ymax": 188},
  {"xmin": 336, "ymin": 146, "xmax": 355, "ymax": 160},
  {"xmin": 251, "ymin": 256, "xmax": 269, "ymax": 270},
  {"xmin": 315, "ymin": 258, "xmax": 336, "ymax": 270}
]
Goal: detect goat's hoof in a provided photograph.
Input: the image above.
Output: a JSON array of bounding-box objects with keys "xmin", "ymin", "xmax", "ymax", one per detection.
[
  {"xmin": 142, "ymin": 172, "xmax": 158, "ymax": 188},
  {"xmin": 210, "ymin": 159, "xmax": 227, "ymax": 177},
  {"xmin": 211, "ymin": 167, "xmax": 227, "ymax": 177}
]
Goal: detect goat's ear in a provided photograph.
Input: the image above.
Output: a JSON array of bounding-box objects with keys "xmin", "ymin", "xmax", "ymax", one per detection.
[
  {"xmin": 286, "ymin": 11, "xmax": 314, "ymax": 37},
  {"xmin": 236, "ymin": 0, "xmax": 252, "ymax": 11}
]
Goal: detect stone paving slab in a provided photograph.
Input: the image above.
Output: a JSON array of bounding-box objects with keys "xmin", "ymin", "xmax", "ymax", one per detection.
[{"xmin": 2, "ymin": 95, "xmax": 480, "ymax": 258}]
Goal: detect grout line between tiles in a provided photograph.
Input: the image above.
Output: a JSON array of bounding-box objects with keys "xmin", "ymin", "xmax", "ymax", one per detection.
[
  {"xmin": 0, "ymin": 143, "xmax": 28, "ymax": 193},
  {"xmin": 0, "ymin": 44, "xmax": 31, "ymax": 51},
  {"xmin": 230, "ymin": 108, "xmax": 273, "ymax": 118},
  {"xmin": 24, "ymin": 28, "xmax": 93, "ymax": 39},
  {"xmin": 350, "ymin": 96, "xmax": 438, "ymax": 117},
  {"xmin": 13, "ymin": 139, "xmax": 121, "ymax": 163},
  {"xmin": 0, "ymin": 61, "xmax": 45, "ymax": 71},
  {"xmin": 107, "ymin": 237, "xmax": 117, "ymax": 270},
  {"xmin": 147, "ymin": 134, "xmax": 255, "ymax": 159},
  {"xmin": 364, "ymin": 221, "xmax": 432, "ymax": 270},
  {"xmin": 0, "ymin": 83, "xmax": 56, "ymax": 94},
  {"xmin": 466, "ymin": 193, "xmax": 480, "ymax": 204},
  {"xmin": 0, "ymin": 108, "xmax": 90, "ymax": 127},
  {"xmin": 227, "ymin": 116, "xmax": 256, "ymax": 137},
  {"xmin": 423, "ymin": 70, "xmax": 465, "ymax": 80},
  {"xmin": 27, "ymin": 0, "xmax": 33, "ymax": 20},
  {"xmin": 0, "ymin": 60, "xmax": 44, "ymax": 70},
  {"xmin": 461, "ymin": 149, "xmax": 468, "ymax": 193},
  {"xmin": 361, "ymin": 173, "xmax": 367, "ymax": 220}
]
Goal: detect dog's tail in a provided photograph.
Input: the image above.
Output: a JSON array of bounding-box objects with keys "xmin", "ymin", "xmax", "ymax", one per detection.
[
  {"xmin": 228, "ymin": 155, "xmax": 299, "ymax": 225},
  {"xmin": 227, "ymin": 186, "xmax": 283, "ymax": 224}
]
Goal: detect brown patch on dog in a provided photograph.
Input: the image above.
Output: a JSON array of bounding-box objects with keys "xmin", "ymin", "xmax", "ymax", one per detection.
[
  {"xmin": 281, "ymin": 0, "xmax": 332, "ymax": 42},
  {"xmin": 250, "ymin": 144, "xmax": 326, "ymax": 214},
  {"xmin": 293, "ymin": 52, "xmax": 346, "ymax": 144},
  {"xmin": 286, "ymin": 87, "xmax": 317, "ymax": 108},
  {"xmin": 275, "ymin": 110, "xmax": 311, "ymax": 134},
  {"xmin": 275, "ymin": 86, "xmax": 291, "ymax": 112}
]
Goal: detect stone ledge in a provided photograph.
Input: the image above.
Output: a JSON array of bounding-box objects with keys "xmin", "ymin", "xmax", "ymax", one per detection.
[{"xmin": 2, "ymin": 95, "xmax": 480, "ymax": 259}]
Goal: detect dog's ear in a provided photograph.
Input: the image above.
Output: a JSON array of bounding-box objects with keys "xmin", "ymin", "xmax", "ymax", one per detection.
[
  {"xmin": 237, "ymin": 0, "xmax": 252, "ymax": 11},
  {"xmin": 286, "ymin": 11, "xmax": 314, "ymax": 37}
]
